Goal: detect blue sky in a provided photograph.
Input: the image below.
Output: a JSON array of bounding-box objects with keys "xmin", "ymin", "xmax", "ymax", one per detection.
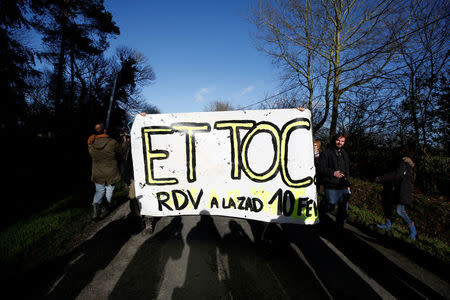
[{"xmin": 103, "ymin": 0, "xmax": 280, "ymax": 113}]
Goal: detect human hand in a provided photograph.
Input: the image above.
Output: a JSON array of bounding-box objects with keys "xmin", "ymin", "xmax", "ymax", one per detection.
[
  {"xmin": 297, "ymin": 107, "xmax": 305, "ymax": 111},
  {"xmin": 139, "ymin": 112, "xmax": 147, "ymax": 116},
  {"xmin": 87, "ymin": 134, "xmax": 96, "ymax": 145},
  {"xmin": 333, "ymin": 171, "xmax": 344, "ymax": 178}
]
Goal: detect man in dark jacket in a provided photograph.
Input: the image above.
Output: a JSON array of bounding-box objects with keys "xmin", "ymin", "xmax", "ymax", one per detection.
[
  {"xmin": 88, "ymin": 123, "xmax": 122, "ymax": 219},
  {"xmin": 317, "ymin": 133, "xmax": 351, "ymax": 227},
  {"xmin": 376, "ymin": 155, "xmax": 417, "ymax": 240}
]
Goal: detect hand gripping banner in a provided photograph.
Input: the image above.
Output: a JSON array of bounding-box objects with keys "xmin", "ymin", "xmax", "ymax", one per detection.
[{"xmin": 131, "ymin": 108, "xmax": 318, "ymax": 224}]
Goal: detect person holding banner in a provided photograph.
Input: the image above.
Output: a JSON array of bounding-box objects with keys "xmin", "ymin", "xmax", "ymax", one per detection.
[
  {"xmin": 313, "ymin": 139, "xmax": 326, "ymax": 210},
  {"xmin": 317, "ymin": 133, "xmax": 351, "ymax": 228},
  {"xmin": 121, "ymin": 113, "xmax": 154, "ymax": 233},
  {"xmin": 88, "ymin": 123, "xmax": 122, "ymax": 220}
]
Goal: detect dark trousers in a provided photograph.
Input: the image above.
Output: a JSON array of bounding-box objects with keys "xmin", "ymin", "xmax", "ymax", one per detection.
[{"xmin": 324, "ymin": 189, "xmax": 350, "ymax": 227}]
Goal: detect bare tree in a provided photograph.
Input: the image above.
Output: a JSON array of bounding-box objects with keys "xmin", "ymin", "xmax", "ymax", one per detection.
[
  {"xmin": 396, "ymin": 0, "xmax": 449, "ymax": 149},
  {"xmin": 258, "ymin": 91, "xmax": 301, "ymax": 109},
  {"xmin": 203, "ymin": 100, "xmax": 235, "ymax": 111},
  {"xmin": 249, "ymin": 0, "xmax": 411, "ymax": 139},
  {"xmin": 249, "ymin": 0, "xmax": 329, "ymax": 129}
]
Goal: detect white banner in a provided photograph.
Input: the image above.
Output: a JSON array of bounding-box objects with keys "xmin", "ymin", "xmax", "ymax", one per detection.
[{"xmin": 131, "ymin": 108, "xmax": 318, "ymax": 224}]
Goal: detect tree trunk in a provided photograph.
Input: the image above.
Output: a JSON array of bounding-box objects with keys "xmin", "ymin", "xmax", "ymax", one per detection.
[
  {"xmin": 69, "ymin": 51, "xmax": 75, "ymax": 111},
  {"xmin": 329, "ymin": 89, "xmax": 340, "ymax": 139},
  {"xmin": 313, "ymin": 60, "xmax": 332, "ymax": 132},
  {"xmin": 329, "ymin": 0, "xmax": 342, "ymax": 140}
]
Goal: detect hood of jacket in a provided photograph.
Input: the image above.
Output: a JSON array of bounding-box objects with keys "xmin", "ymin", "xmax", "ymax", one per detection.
[{"xmin": 92, "ymin": 137, "xmax": 111, "ymax": 150}]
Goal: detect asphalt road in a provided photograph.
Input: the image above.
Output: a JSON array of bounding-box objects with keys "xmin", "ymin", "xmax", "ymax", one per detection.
[{"xmin": 40, "ymin": 203, "xmax": 448, "ymax": 300}]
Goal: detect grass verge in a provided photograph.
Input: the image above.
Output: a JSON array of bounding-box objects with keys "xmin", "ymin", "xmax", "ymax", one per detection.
[{"xmin": 0, "ymin": 181, "xmax": 128, "ymax": 276}]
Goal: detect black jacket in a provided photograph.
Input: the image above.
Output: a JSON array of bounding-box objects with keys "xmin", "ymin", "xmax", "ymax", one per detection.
[
  {"xmin": 317, "ymin": 146, "xmax": 350, "ymax": 189},
  {"xmin": 381, "ymin": 157, "xmax": 414, "ymax": 205},
  {"xmin": 120, "ymin": 141, "xmax": 134, "ymax": 185}
]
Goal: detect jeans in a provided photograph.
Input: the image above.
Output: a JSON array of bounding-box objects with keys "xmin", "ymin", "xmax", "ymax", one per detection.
[
  {"xmin": 93, "ymin": 183, "xmax": 115, "ymax": 205},
  {"xmin": 382, "ymin": 193, "xmax": 413, "ymax": 226},
  {"xmin": 395, "ymin": 204, "xmax": 412, "ymax": 225},
  {"xmin": 324, "ymin": 189, "xmax": 350, "ymax": 226}
]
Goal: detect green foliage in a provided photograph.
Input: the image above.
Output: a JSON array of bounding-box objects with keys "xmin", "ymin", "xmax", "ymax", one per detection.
[
  {"xmin": 113, "ymin": 181, "xmax": 129, "ymax": 202},
  {"xmin": 415, "ymin": 156, "xmax": 450, "ymax": 194},
  {"xmin": 0, "ymin": 1, "xmax": 158, "ymax": 231},
  {"xmin": 343, "ymin": 129, "xmax": 449, "ymax": 195},
  {"xmin": 0, "ymin": 196, "xmax": 91, "ymax": 273},
  {"xmin": 0, "ymin": 0, "xmax": 39, "ymax": 133}
]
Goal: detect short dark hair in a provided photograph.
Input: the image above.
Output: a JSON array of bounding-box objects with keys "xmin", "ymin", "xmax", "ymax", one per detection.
[
  {"xmin": 95, "ymin": 123, "xmax": 105, "ymax": 133},
  {"xmin": 333, "ymin": 132, "xmax": 346, "ymax": 141}
]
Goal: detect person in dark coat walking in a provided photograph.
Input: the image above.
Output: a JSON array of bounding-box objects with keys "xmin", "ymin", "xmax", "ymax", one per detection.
[
  {"xmin": 317, "ymin": 133, "xmax": 351, "ymax": 227},
  {"xmin": 376, "ymin": 154, "xmax": 417, "ymax": 240}
]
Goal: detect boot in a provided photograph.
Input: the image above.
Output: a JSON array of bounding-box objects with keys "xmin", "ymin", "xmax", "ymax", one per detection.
[
  {"xmin": 92, "ymin": 204, "xmax": 100, "ymax": 220},
  {"xmin": 100, "ymin": 202, "xmax": 110, "ymax": 218},
  {"xmin": 336, "ymin": 202, "xmax": 348, "ymax": 229},
  {"xmin": 408, "ymin": 223, "xmax": 417, "ymax": 240},
  {"xmin": 377, "ymin": 220, "xmax": 391, "ymax": 230}
]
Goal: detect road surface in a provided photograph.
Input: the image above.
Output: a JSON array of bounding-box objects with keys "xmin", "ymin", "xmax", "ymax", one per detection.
[{"xmin": 37, "ymin": 203, "xmax": 449, "ymax": 299}]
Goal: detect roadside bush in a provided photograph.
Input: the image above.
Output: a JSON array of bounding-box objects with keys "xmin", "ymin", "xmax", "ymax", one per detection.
[{"xmin": 415, "ymin": 156, "xmax": 450, "ymax": 195}]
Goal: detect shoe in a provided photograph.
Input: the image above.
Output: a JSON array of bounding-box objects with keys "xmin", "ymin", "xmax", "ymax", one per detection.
[
  {"xmin": 142, "ymin": 217, "xmax": 153, "ymax": 234},
  {"xmin": 408, "ymin": 223, "xmax": 417, "ymax": 240},
  {"xmin": 377, "ymin": 220, "xmax": 391, "ymax": 230}
]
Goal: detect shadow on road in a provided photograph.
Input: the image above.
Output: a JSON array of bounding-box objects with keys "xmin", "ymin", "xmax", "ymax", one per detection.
[
  {"xmin": 109, "ymin": 216, "xmax": 184, "ymax": 299},
  {"xmin": 311, "ymin": 215, "xmax": 447, "ymax": 299},
  {"xmin": 27, "ymin": 212, "xmax": 446, "ymax": 299},
  {"xmin": 109, "ymin": 215, "xmax": 330, "ymax": 299},
  {"xmin": 256, "ymin": 216, "xmax": 380, "ymax": 299},
  {"xmin": 348, "ymin": 218, "xmax": 450, "ymax": 281},
  {"xmin": 172, "ymin": 214, "xmax": 225, "ymax": 299},
  {"xmin": 44, "ymin": 213, "xmax": 140, "ymax": 299},
  {"xmin": 219, "ymin": 219, "xmax": 330, "ymax": 299}
]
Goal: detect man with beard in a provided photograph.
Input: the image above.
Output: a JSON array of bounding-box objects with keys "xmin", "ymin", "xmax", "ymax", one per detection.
[{"xmin": 318, "ymin": 133, "xmax": 351, "ymax": 228}]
